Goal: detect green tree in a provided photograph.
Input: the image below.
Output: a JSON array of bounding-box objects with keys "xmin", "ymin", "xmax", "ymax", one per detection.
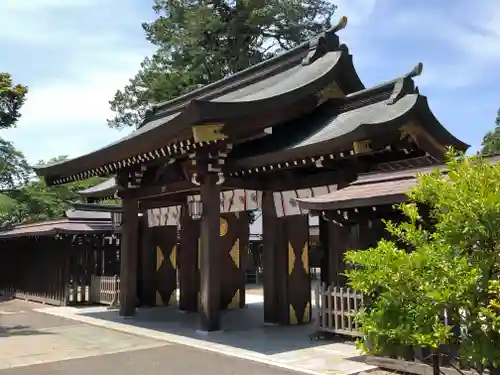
[
  {"xmin": 0, "ymin": 72, "xmax": 28, "ymax": 129},
  {"xmin": 108, "ymin": 0, "xmax": 338, "ymax": 129},
  {"xmin": 480, "ymin": 108, "xmax": 500, "ymax": 155},
  {"xmin": 345, "ymin": 152, "xmax": 500, "ymax": 373},
  {"xmin": 0, "ymin": 155, "xmax": 108, "ymax": 228}
]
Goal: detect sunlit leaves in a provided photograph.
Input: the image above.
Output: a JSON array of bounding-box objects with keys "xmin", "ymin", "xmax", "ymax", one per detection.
[
  {"xmin": 345, "ymin": 151, "xmax": 500, "ymax": 369},
  {"xmin": 0, "ymin": 73, "xmax": 28, "ymax": 129}
]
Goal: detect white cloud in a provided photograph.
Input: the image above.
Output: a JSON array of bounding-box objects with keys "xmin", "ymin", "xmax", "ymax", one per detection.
[
  {"xmin": 18, "ymin": 54, "xmax": 142, "ymax": 128},
  {"xmin": 0, "ymin": 0, "xmax": 152, "ymax": 163},
  {"xmin": 0, "ymin": 0, "xmax": 95, "ymax": 10},
  {"xmin": 334, "ymin": 0, "xmax": 377, "ymax": 27}
]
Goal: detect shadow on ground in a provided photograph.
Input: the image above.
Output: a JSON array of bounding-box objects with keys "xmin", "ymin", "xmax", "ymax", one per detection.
[
  {"xmin": 80, "ymin": 301, "xmax": 355, "ymax": 356},
  {"xmin": 0, "ymin": 324, "xmax": 54, "ymax": 337}
]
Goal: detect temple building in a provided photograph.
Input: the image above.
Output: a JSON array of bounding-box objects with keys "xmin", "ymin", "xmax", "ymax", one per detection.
[{"xmin": 32, "ymin": 17, "xmax": 468, "ymax": 331}]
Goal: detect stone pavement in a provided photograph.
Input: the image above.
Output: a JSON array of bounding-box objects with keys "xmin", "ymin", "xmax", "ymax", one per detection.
[
  {"xmin": 0, "ymin": 299, "xmax": 324, "ymax": 375},
  {"xmin": 34, "ymin": 292, "xmax": 376, "ymax": 375}
]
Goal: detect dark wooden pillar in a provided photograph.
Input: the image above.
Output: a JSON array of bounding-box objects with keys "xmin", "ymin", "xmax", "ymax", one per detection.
[
  {"xmin": 326, "ymin": 221, "xmax": 351, "ymax": 286},
  {"xmin": 119, "ymin": 197, "xmax": 139, "ymax": 316},
  {"xmin": 319, "ymin": 215, "xmax": 330, "ymax": 284},
  {"xmin": 199, "ymin": 173, "xmax": 221, "ymax": 331},
  {"xmin": 262, "ymin": 190, "xmax": 280, "ymax": 324},
  {"xmin": 139, "ymin": 214, "xmax": 156, "ymax": 306}
]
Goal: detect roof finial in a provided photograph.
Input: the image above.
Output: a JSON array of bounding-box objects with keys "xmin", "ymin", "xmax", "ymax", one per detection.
[
  {"xmin": 301, "ymin": 16, "xmax": 346, "ymax": 66},
  {"xmin": 406, "ymin": 62, "xmax": 423, "ymax": 79},
  {"xmin": 332, "ymin": 16, "xmax": 348, "ymax": 33}
]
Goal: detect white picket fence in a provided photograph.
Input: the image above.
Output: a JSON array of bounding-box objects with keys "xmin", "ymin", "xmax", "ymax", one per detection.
[
  {"xmin": 90, "ymin": 275, "xmax": 120, "ymax": 307},
  {"xmin": 314, "ymin": 282, "xmax": 365, "ymax": 336}
]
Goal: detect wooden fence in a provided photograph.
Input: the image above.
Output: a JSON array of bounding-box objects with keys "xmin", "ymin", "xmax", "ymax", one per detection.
[
  {"xmin": 314, "ymin": 282, "xmax": 365, "ymax": 337},
  {"xmin": 90, "ymin": 275, "xmax": 120, "ymax": 307}
]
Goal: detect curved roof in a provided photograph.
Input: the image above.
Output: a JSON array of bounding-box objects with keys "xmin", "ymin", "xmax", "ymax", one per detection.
[
  {"xmin": 33, "ymin": 16, "xmax": 364, "ymax": 186},
  {"xmin": 296, "ymin": 155, "xmax": 500, "ymax": 211},
  {"xmin": 0, "ymin": 209, "xmax": 114, "ymax": 239},
  {"xmin": 228, "ymin": 66, "xmax": 469, "ymax": 173},
  {"xmin": 78, "ymin": 177, "xmax": 117, "ymax": 199}
]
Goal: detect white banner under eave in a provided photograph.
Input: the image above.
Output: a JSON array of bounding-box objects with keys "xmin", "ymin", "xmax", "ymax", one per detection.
[
  {"xmin": 187, "ymin": 189, "xmax": 262, "ymax": 217},
  {"xmin": 146, "ymin": 186, "xmax": 336, "ymax": 226},
  {"xmin": 147, "ymin": 205, "xmax": 182, "ymax": 227},
  {"xmin": 273, "ymin": 185, "xmax": 337, "ymax": 217}
]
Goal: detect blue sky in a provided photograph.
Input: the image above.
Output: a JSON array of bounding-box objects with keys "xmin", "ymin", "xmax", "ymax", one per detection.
[{"xmin": 0, "ymin": 0, "xmax": 499, "ymax": 164}]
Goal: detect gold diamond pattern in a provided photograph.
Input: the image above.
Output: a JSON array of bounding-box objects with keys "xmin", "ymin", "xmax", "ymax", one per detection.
[
  {"xmin": 170, "ymin": 245, "xmax": 177, "ymax": 268},
  {"xmin": 156, "ymin": 291, "xmax": 164, "ymax": 306},
  {"xmin": 303, "ymin": 302, "xmax": 311, "ymax": 323},
  {"xmin": 169, "ymin": 290, "xmax": 177, "ymax": 305},
  {"xmin": 301, "ymin": 242, "xmax": 309, "ymax": 273},
  {"xmin": 289, "ymin": 304, "xmax": 298, "ymax": 325},
  {"xmin": 229, "ymin": 239, "xmax": 240, "ymax": 268},
  {"xmin": 288, "ymin": 241, "xmax": 295, "ymax": 275},
  {"xmin": 228, "ymin": 289, "xmax": 240, "ymax": 309},
  {"xmin": 156, "ymin": 246, "xmax": 164, "ymax": 271}
]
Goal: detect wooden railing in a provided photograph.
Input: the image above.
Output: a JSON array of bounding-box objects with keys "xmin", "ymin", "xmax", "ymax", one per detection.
[
  {"xmin": 314, "ymin": 282, "xmax": 365, "ymax": 337},
  {"xmin": 90, "ymin": 275, "xmax": 120, "ymax": 307}
]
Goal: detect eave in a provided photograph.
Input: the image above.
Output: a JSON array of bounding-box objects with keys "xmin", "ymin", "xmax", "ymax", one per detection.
[
  {"xmin": 226, "ymin": 80, "xmax": 469, "ymax": 176},
  {"xmin": 296, "ymin": 154, "xmax": 500, "ymax": 211},
  {"xmin": 33, "ymin": 16, "xmax": 364, "ymax": 187},
  {"xmin": 78, "ymin": 177, "xmax": 117, "ymax": 199}
]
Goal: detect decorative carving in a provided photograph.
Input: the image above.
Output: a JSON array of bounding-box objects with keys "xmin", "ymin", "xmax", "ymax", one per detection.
[
  {"xmin": 191, "ymin": 123, "xmax": 227, "ymax": 142},
  {"xmin": 353, "ymin": 140, "xmax": 372, "ymax": 154}
]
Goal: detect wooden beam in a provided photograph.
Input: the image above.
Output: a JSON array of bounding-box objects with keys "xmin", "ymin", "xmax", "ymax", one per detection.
[
  {"xmin": 262, "ymin": 190, "xmax": 279, "ymax": 324},
  {"xmin": 134, "ymin": 168, "xmax": 356, "ymax": 206}
]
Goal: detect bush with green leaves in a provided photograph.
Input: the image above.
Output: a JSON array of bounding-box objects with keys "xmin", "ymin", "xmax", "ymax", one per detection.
[{"xmin": 345, "ymin": 152, "xmax": 500, "ymax": 372}]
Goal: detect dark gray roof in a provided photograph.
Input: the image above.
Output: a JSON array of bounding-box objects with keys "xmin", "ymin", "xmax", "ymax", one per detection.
[
  {"xmin": 0, "ymin": 208, "xmax": 115, "ymax": 239},
  {"xmin": 33, "ymin": 17, "xmax": 364, "ymax": 186},
  {"xmin": 65, "ymin": 209, "xmax": 111, "ymax": 220},
  {"xmin": 78, "ymin": 177, "xmax": 117, "ymax": 198},
  {"xmin": 296, "ymin": 154, "xmax": 500, "ymax": 211},
  {"xmin": 230, "ymin": 75, "xmax": 468, "ymax": 171}
]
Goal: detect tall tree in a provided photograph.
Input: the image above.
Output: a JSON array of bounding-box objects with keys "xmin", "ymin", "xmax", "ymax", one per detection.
[
  {"xmin": 108, "ymin": 0, "xmax": 338, "ymax": 129},
  {"xmin": 480, "ymin": 108, "xmax": 500, "ymax": 155},
  {"xmin": 0, "ymin": 72, "xmax": 28, "ymax": 129}
]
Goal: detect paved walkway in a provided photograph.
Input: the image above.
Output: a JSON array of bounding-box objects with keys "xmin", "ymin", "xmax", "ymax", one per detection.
[
  {"xmin": 0, "ymin": 299, "xmax": 323, "ymax": 375},
  {"xmin": 34, "ymin": 293, "xmax": 375, "ymax": 375}
]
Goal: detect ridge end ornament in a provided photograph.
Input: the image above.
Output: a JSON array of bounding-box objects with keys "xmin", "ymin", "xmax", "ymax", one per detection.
[
  {"xmin": 406, "ymin": 62, "xmax": 424, "ymax": 79},
  {"xmin": 301, "ymin": 16, "xmax": 346, "ymax": 66}
]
